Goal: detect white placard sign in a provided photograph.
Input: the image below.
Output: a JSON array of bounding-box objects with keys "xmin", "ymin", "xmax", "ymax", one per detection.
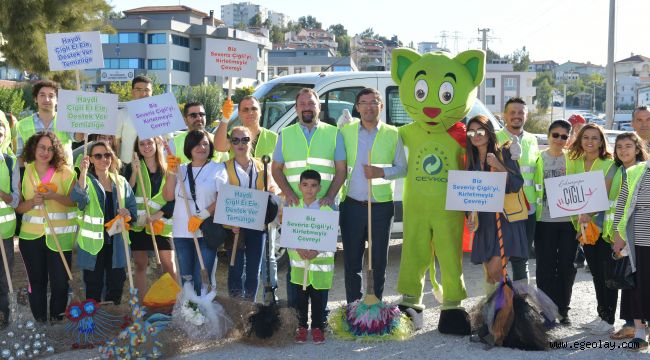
[
  {"xmin": 214, "ymin": 184, "xmax": 269, "ymax": 231},
  {"xmin": 56, "ymin": 90, "xmax": 118, "ymax": 135},
  {"xmin": 445, "ymin": 170, "xmax": 507, "ymax": 212},
  {"xmin": 46, "ymin": 31, "xmax": 104, "ymax": 71},
  {"xmin": 126, "ymin": 93, "xmax": 185, "ymax": 139},
  {"xmin": 544, "ymin": 172, "xmax": 610, "ymax": 218},
  {"xmin": 280, "ymin": 207, "xmax": 339, "ymax": 252},
  {"xmin": 204, "ymin": 39, "xmax": 258, "ymax": 79}
]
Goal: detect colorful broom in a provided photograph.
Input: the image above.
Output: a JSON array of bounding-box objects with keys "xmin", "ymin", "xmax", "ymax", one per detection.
[{"xmin": 331, "ymin": 152, "xmax": 412, "ymax": 341}]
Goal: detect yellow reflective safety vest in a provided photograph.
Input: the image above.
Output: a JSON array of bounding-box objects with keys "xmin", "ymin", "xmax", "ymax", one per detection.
[
  {"xmin": 617, "ymin": 162, "xmax": 649, "ymax": 242},
  {"xmin": 131, "ymin": 161, "xmax": 172, "ymax": 236},
  {"xmin": 281, "ymin": 122, "xmax": 338, "ymax": 199},
  {"xmin": 533, "ymin": 150, "xmax": 568, "ymax": 221},
  {"xmin": 0, "ymin": 155, "xmax": 17, "ymax": 239},
  {"xmin": 288, "ymin": 201, "xmax": 334, "ymax": 290},
  {"xmin": 602, "ymin": 166, "xmax": 624, "ymax": 242},
  {"xmin": 17, "ymin": 115, "xmax": 73, "ymax": 166},
  {"xmin": 496, "ymin": 129, "xmax": 539, "ymax": 209},
  {"xmin": 340, "ymin": 120, "xmax": 398, "ymax": 202},
  {"xmin": 19, "ymin": 163, "xmax": 77, "ymax": 251},
  {"xmin": 172, "ymin": 131, "xmax": 228, "ymax": 164},
  {"xmin": 77, "ymin": 172, "xmax": 130, "ymax": 255},
  {"xmin": 225, "ymin": 158, "xmax": 265, "ymax": 190}
]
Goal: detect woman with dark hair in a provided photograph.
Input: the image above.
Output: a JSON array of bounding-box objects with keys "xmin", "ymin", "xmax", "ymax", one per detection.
[
  {"xmin": 567, "ymin": 123, "xmax": 617, "ymax": 335},
  {"xmin": 163, "ymin": 130, "xmax": 225, "ymax": 294},
  {"xmin": 73, "ymin": 134, "xmax": 119, "ymax": 170},
  {"xmin": 533, "ymin": 119, "xmax": 576, "ymax": 325},
  {"xmin": 123, "ymin": 136, "xmax": 177, "ymax": 301},
  {"xmin": 605, "ymin": 132, "xmax": 648, "ymax": 341},
  {"xmin": 464, "ymin": 115, "xmax": 528, "ymax": 293},
  {"xmin": 71, "ymin": 141, "xmax": 136, "ymax": 304},
  {"xmin": 16, "ymin": 131, "xmax": 77, "ymax": 321}
]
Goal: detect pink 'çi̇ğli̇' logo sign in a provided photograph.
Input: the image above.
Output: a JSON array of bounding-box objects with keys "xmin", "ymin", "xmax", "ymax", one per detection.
[{"xmin": 556, "ymin": 182, "xmax": 597, "ymax": 211}]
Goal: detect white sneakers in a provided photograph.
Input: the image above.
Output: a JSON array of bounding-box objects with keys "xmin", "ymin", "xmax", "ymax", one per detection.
[
  {"xmin": 590, "ymin": 320, "xmax": 615, "ymax": 335},
  {"xmin": 580, "ymin": 317, "xmax": 603, "ymax": 329}
]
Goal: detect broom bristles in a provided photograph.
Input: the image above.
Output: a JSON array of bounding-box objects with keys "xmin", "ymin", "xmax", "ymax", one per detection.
[{"xmin": 491, "ymin": 282, "xmax": 514, "ymax": 346}]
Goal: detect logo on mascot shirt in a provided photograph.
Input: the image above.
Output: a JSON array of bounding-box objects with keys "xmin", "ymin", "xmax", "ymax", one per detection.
[
  {"xmin": 414, "ymin": 144, "xmax": 450, "ymax": 183},
  {"xmin": 422, "ymin": 154, "xmax": 443, "ymax": 175}
]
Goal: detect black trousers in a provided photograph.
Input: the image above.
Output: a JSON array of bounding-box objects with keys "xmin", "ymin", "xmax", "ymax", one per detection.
[
  {"xmin": 534, "ymin": 221, "xmax": 578, "ymax": 317},
  {"xmin": 295, "ymin": 284, "xmax": 327, "ymax": 329},
  {"xmin": 340, "ymin": 199, "xmax": 394, "ymax": 303},
  {"xmin": 83, "ymin": 242, "xmax": 126, "ymax": 304},
  {"xmin": 0, "ymin": 238, "xmax": 15, "ymax": 321},
  {"xmin": 583, "ymin": 237, "xmax": 618, "ymax": 324},
  {"xmin": 19, "ymin": 237, "xmax": 71, "ymax": 321}
]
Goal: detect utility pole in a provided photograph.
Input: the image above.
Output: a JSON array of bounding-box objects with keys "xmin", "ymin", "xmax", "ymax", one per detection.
[
  {"xmin": 478, "ymin": 28, "xmax": 490, "ymax": 104},
  {"xmin": 563, "ymin": 83, "xmax": 567, "ymax": 119},
  {"xmin": 605, "ymin": 0, "xmax": 616, "ymax": 129},
  {"xmin": 593, "ymin": 83, "xmax": 596, "ymax": 113}
]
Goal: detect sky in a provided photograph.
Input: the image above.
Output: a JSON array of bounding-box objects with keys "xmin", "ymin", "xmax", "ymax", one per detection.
[{"xmin": 108, "ymin": 0, "xmax": 649, "ymax": 66}]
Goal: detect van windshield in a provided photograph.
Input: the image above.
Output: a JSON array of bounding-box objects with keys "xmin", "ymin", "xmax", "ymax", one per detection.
[{"xmin": 229, "ymin": 82, "xmax": 314, "ymax": 129}]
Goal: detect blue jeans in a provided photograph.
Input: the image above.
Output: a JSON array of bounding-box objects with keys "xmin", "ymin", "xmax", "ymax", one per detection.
[
  {"xmin": 259, "ymin": 225, "xmax": 278, "ymax": 303},
  {"xmin": 174, "ymin": 237, "xmax": 217, "ymax": 294},
  {"xmin": 227, "ymin": 229, "xmax": 265, "ymax": 301}
]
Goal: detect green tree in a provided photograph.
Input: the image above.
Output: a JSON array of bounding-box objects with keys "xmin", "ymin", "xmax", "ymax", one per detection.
[
  {"xmin": 269, "ymin": 25, "xmax": 285, "ymax": 45},
  {"xmin": 337, "ymin": 35, "xmax": 351, "ymax": 56},
  {"xmin": 298, "ymin": 16, "xmax": 321, "ymax": 30},
  {"xmin": 536, "ymin": 78, "xmax": 552, "ymax": 112},
  {"xmin": 533, "ymin": 71, "xmax": 555, "ymax": 87},
  {"xmin": 486, "ymin": 48, "xmax": 501, "ymax": 63},
  {"xmin": 235, "ymin": 22, "xmax": 247, "ymax": 30},
  {"xmin": 262, "ymin": 18, "xmax": 272, "ymax": 28},
  {"xmin": 0, "ymin": 0, "xmax": 113, "ymax": 83},
  {"xmin": 175, "ymin": 83, "xmax": 225, "ymax": 128},
  {"xmin": 231, "ymin": 86, "xmax": 255, "ymax": 105},
  {"xmin": 0, "ymin": 88, "xmax": 25, "ymax": 115},
  {"xmin": 511, "ymin": 46, "xmax": 530, "ymax": 72},
  {"xmin": 249, "ymin": 14, "xmax": 262, "ymax": 27},
  {"xmin": 108, "ymin": 76, "xmax": 165, "ymax": 102},
  {"xmin": 327, "ymin": 24, "xmax": 348, "ymax": 38},
  {"xmin": 359, "ymin": 28, "xmax": 376, "ymax": 39}
]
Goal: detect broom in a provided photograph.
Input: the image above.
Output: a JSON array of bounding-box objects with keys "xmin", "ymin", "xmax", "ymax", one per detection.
[{"xmin": 331, "ymin": 152, "xmax": 412, "ymax": 340}]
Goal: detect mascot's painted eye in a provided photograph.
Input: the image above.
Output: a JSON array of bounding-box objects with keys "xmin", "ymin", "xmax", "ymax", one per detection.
[
  {"xmin": 439, "ymin": 82, "xmax": 454, "ymax": 104},
  {"xmin": 414, "ymin": 79, "xmax": 428, "ymax": 102}
]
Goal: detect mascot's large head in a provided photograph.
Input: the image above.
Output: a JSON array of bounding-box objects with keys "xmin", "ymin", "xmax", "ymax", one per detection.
[{"xmin": 391, "ymin": 48, "xmax": 485, "ymax": 133}]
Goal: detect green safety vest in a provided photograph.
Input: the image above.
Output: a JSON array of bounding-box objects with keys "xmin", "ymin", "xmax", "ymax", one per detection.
[
  {"xmin": 228, "ymin": 127, "xmax": 278, "ymax": 160},
  {"xmin": 281, "ymin": 122, "xmax": 338, "ymax": 199},
  {"xmin": 602, "ymin": 166, "xmax": 624, "ymax": 242},
  {"xmin": 19, "ymin": 163, "xmax": 77, "ymax": 251},
  {"xmin": 0, "ymin": 112, "xmax": 12, "ymax": 154},
  {"xmin": 340, "ymin": 120, "xmax": 398, "ymax": 202},
  {"xmin": 566, "ymin": 156, "xmax": 615, "ymax": 231},
  {"xmin": 173, "ymin": 131, "xmax": 228, "ymax": 164},
  {"xmin": 533, "ymin": 150, "xmax": 568, "ymax": 221},
  {"xmin": 0, "ymin": 155, "xmax": 16, "ymax": 239},
  {"xmin": 131, "ymin": 161, "xmax": 172, "ymax": 237},
  {"xmin": 17, "ymin": 115, "xmax": 73, "ymax": 166},
  {"xmin": 617, "ymin": 161, "xmax": 649, "ymax": 242},
  {"xmin": 288, "ymin": 201, "xmax": 335, "ymax": 290},
  {"xmin": 496, "ymin": 130, "xmax": 540, "ymax": 208},
  {"xmin": 77, "ymin": 172, "xmax": 130, "ymax": 255}
]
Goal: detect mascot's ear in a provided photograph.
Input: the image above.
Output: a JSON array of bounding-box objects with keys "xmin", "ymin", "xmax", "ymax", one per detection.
[
  {"xmin": 454, "ymin": 50, "xmax": 486, "ymax": 87},
  {"xmin": 391, "ymin": 48, "xmax": 421, "ymax": 85}
]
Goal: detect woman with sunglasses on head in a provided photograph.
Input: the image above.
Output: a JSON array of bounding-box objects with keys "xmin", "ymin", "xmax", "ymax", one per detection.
[
  {"xmin": 16, "ymin": 132, "xmax": 77, "ymax": 321},
  {"xmin": 567, "ymin": 123, "xmax": 617, "ymax": 335},
  {"xmin": 163, "ymin": 130, "xmax": 225, "ymax": 294},
  {"xmin": 122, "ymin": 136, "xmax": 177, "ymax": 301},
  {"xmin": 71, "ymin": 141, "xmax": 136, "ymax": 304},
  {"xmin": 604, "ymin": 132, "xmax": 648, "ymax": 344},
  {"xmin": 464, "ymin": 115, "xmax": 528, "ymax": 294},
  {"xmin": 532, "ymin": 120, "xmax": 576, "ymax": 325},
  {"xmin": 220, "ymin": 126, "xmax": 276, "ymax": 301}
]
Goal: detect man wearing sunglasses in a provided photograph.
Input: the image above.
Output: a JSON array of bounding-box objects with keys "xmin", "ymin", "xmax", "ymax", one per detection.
[
  {"xmin": 168, "ymin": 102, "xmax": 227, "ymax": 164},
  {"xmin": 495, "ymin": 97, "xmax": 540, "ymax": 284}
]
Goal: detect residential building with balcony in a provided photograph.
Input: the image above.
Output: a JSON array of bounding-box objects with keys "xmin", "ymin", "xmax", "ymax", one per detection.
[
  {"xmin": 267, "ymin": 48, "xmax": 356, "ymax": 78},
  {"xmin": 417, "ymin": 41, "xmax": 447, "ymax": 54},
  {"xmin": 284, "ymin": 28, "xmax": 337, "ymax": 51},
  {"xmin": 221, "ymin": 2, "xmax": 268, "ymax": 28},
  {"xmin": 554, "ymin": 61, "xmax": 605, "ymax": 81},
  {"xmin": 528, "ymin": 60, "xmax": 558, "ymax": 72},
  {"xmin": 479, "ymin": 62, "xmax": 536, "ymax": 114},
  {"xmin": 350, "ymin": 36, "xmax": 386, "ymax": 71}
]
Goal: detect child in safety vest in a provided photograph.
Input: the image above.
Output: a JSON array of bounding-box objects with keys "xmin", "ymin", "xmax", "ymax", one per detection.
[{"xmin": 288, "ymin": 169, "xmax": 334, "ymax": 345}]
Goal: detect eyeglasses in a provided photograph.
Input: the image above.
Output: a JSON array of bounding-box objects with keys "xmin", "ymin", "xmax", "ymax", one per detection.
[
  {"xmin": 230, "ymin": 137, "xmax": 250, "ymax": 145},
  {"xmin": 358, "ymin": 100, "xmax": 382, "ymax": 107},
  {"xmin": 36, "ymin": 145, "xmax": 54, "ymax": 153},
  {"xmin": 188, "ymin": 112, "xmax": 206, "ymax": 118},
  {"xmin": 551, "ymin": 132, "xmax": 569, "ymax": 141},
  {"xmin": 466, "ymin": 129, "xmax": 486, "ymax": 138},
  {"xmin": 240, "ymin": 107, "xmax": 259, "ymax": 113},
  {"xmin": 92, "ymin": 153, "xmax": 112, "ymax": 160}
]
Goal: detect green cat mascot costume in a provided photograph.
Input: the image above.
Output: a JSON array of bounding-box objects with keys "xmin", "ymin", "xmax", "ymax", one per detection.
[{"xmin": 392, "ymin": 48, "xmax": 485, "ymax": 335}]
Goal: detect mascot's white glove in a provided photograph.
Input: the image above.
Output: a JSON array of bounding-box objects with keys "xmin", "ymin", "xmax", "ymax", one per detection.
[
  {"xmin": 510, "ymin": 136, "xmax": 521, "ymax": 161},
  {"xmin": 337, "ymin": 108, "xmax": 353, "ymax": 128}
]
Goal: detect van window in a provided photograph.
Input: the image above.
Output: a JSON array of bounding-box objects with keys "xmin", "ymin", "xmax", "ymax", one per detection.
[
  {"xmin": 235, "ymin": 82, "xmax": 314, "ymax": 129},
  {"xmin": 386, "ymin": 86, "xmax": 411, "ymax": 126},
  {"xmin": 319, "ymin": 87, "xmax": 364, "ymax": 126}
]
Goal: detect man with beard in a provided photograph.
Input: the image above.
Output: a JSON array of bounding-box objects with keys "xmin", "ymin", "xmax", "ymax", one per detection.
[
  {"xmin": 496, "ymin": 97, "xmax": 540, "ymax": 284},
  {"xmin": 169, "ymin": 102, "xmax": 227, "ymax": 164},
  {"xmin": 632, "ymin": 106, "xmax": 650, "ymax": 147},
  {"xmin": 271, "ymin": 88, "xmax": 346, "ymax": 310}
]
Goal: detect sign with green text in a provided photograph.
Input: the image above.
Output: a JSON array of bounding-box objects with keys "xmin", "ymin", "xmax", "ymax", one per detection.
[
  {"xmin": 280, "ymin": 207, "xmax": 339, "ymax": 252},
  {"xmin": 57, "ymin": 90, "xmax": 118, "ymax": 135},
  {"xmin": 214, "ymin": 183, "xmax": 269, "ymax": 231}
]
